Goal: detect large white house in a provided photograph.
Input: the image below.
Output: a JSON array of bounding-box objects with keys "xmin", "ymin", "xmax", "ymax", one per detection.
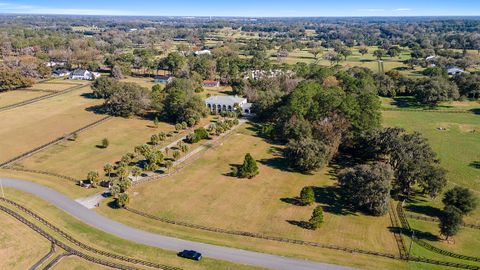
[
  {"xmin": 205, "ymin": 95, "xmax": 252, "ymax": 114},
  {"xmin": 194, "ymin": 49, "xmax": 211, "ymax": 56},
  {"xmin": 69, "ymin": 69, "xmax": 100, "ymax": 80}
]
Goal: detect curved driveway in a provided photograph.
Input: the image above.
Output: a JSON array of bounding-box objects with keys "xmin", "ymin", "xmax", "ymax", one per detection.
[{"xmin": 0, "ymin": 177, "xmax": 355, "ymax": 270}]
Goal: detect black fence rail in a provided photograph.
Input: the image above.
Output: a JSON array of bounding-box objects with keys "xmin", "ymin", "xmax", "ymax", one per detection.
[
  {"xmin": 405, "ymin": 213, "xmax": 480, "ymax": 230},
  {"xmin": 0, "ymin": 83, "xmax": 85, "ymax": 113},
  {"xmin": 0, "ymin": 198, "xmax": 182, "ymax": 270},
  {"xmin": 397, "ymin": 201, "xmax": 480, "ymax": 263},
  {"xmin": 0, "ymin": 205, "xmax": 144, "ymax": 270},
  {"xmin": 388, "ymin": 202, "xmax": 408, "ymax": 259},
  {"xmin": 125, "ymin": 206, "xmax": 398, "ymax": 259},
  {"xmin": 42, "ymin": 252, "xmax": 72, "ymax": 270},
  {"xmin": 0, "ymin": 116, "xmax": 112, "ymax": 168},
  {"xmin": 409, "ymin": 256, "xmax": 480, "ymax": 270}
]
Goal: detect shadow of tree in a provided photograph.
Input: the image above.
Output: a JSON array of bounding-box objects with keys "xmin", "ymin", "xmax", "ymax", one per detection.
[
  {"xmin": 107, "ymin": 200, "xmax": 120, "ymax": 209},
  {"xmin": 469, "ymin": 161, "xmax": 480, "ymax": 169},
  {"xmin": 287, "ymin": 220, "xmax": 312, "ymax": 230},
  {"xmin": 405, "ymin": 204, "xmax": 443, "ymax": 218},
  {"xmin": 470, "ymin": 108, "xmax": 480, "ymax": 115},
  {"xmin": 312, "ymin": 186, "xmax": 357, "ymax": 216},
  {"xmin": 280, "ymin": 197, "xmax": 303, "ymax": 206},
  {"xmin": 389, "ymin": 227, "xmax": 439, "ymax": 241}
]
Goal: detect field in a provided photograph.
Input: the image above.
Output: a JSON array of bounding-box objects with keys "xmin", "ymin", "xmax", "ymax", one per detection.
[
  {"xmin": 0, "ymin": 211, "xmax": 52, "ymax": 270},
  {"xmin": 0, "ymin": 84, "xmax": 104, "ymax": 163},
  {"xmin": 0, "ymin": 90, "xmax": 46, "ymax": 107},
  {"xmin": 17, "ymin": 117, "xmax": 173, "ymax": 179},
  {"xmin": 27, "ymin": 82, "xmax": 82, "ymax": 92}
]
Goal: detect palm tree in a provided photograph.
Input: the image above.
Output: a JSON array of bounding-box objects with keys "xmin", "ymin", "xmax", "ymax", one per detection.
[
  {"xmin": 103, "ymin": 164, "xmax": 113, "ymax": 182},
  {"xmin": 131, "ymin": 167, "xmax": 142, "ymax": 181},
  {"xmin": 164, "ymin": 160, "xmax": 173, "ymax": 173},
  {"xmin": 86, "ymin": 171, "xmax": 100, "ymax": 188}
]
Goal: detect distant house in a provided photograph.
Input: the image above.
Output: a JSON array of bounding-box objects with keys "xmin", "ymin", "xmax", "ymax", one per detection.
[
  {"xmin": 425, "ymin": 55, "xmax": 437, "ymax": 62},
  {"xmin": 69, "ymin": 69, "xmax": 100, "ymax": 80},
  {"xmin": 205, "ymin": 95, "xmax": 253, "ymax": 115},
  {"xmin": 194, "ymin": 49, "xmax": 211, "ymax": 56},
  {"xmin": 203, "ymin": 80, "xmax": 220, "ymax": 87},
  {"xmin": 154, "ymin": 75, "xmax": 173, "ymax": 84},
  {"xmin": 447, "ymin": 66, "xmax": 465, "ymax": 76},
  {"xmin": 52, "ymin": 69, "xmax": 71, "ymax": 77},
  {"xmin": 47, "ymin": 61, "xmax": 67, "ymax": 67}
]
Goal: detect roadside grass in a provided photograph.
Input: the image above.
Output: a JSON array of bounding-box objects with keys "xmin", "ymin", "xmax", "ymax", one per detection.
[
  {"xmin": 0, "ymin": 85, "xmax": 104, "ymax": 163},
  {"xmin": 99, "ymin": 123, "xmax": 398, "ymax": 255},
  {"xmin": 1, "ymin": 188, "xmax": 268, "ymax": 270},
  {"xmin": 0, "ymin": 211, "xmax": 51, "ymax": 270},
  {"xmin": 0, "ymin": 168, "xmax": 97, "ymax": 198},
  {"xmin": 0, "ymin": 90, "xmax": 47, "ymax": 107}
]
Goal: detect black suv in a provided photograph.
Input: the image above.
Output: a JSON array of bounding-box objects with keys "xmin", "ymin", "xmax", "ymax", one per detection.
[{"xmin": 178, "ymin": 250, "xmax": 202, "ymax": 261}]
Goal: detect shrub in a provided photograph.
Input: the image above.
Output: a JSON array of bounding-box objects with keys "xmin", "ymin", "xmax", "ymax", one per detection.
[
  {"xmin": 299, "ymin": 186, "xmax": 315, "ymax": 206},
  {"xmin": 309, "ymin": 206, "xmax": 324, "ymax": 230},
  {"xmin": 237, "ymin": 153, "xmax": 259, "ymax": 179}
]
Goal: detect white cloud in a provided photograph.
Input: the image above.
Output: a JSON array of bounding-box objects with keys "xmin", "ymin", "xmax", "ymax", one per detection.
[{"xmin": 394, "ymin": 8, "xmax": 412, "ymax": 11}]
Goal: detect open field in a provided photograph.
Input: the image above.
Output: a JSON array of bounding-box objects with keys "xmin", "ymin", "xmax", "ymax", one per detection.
[
  {"xmin": 0, "ymin": 211, "xmax": 52, "ymax": 270},
  {"xmin": 0, "ymin": 85, "xmax": 104, "ymax": 164},
  {"xmin": 1, "ymin": 188, "xmax": 267, "ymax": 270},
  {"xmin": 0, "ymin": 90, "xmax": 47, "ymax": 107}
]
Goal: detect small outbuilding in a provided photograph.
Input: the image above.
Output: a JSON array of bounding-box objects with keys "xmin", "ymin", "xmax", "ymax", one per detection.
[
  {"xmin": 203, "ymin": 80, "xmax": 220, "ymax": 87},
  {"xmin": 154, "ymin": 75, "xmax": 173, "ymax": 84},
  {"xmin": 446, "ymin": 66, "xmax": 465, "ymax": 76}
]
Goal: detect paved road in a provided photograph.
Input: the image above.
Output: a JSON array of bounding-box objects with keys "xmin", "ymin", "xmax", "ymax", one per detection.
[{"xmin": 0, "ymin": 177, "xmax": 355, "ymax": 270}]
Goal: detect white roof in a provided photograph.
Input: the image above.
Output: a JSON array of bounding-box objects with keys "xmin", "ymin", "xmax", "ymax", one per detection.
[{"xmin": 205, "ymin": 95, "xmax": 246, "ymax": 105}]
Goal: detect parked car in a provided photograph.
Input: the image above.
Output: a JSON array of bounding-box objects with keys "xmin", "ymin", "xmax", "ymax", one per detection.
[{"xmin": 177, "ymin": 250, "xmax": 202, "ymax": 261}]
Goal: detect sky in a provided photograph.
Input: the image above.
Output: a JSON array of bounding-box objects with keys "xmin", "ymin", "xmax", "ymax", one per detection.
[{"xmin": 0, "ymin": 0, "xmax": 479, "ymax": 17}]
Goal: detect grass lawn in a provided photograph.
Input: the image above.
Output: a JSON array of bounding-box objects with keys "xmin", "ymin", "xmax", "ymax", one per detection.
[
  {"xmin": 1, "ymin": 188, "xmax": 267, "ymax": 270},
  {"xmin": 0, "ymin": 85, "xmax": 104, "ymax": 163},
  {"xmin": 120, "ymin": 76, "xmax": 160, "ymax": 89},
  {"xmin": 0, "ymin": 211, "xmax": 51, "ymax": 270},
  {"xmin": 0, "ymin": 90, "xmax": 47, "ymax": 107}
]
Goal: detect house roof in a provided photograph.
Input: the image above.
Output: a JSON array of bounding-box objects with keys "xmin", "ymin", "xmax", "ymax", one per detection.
[
  {"xmin": 71, "ymin": 69, "xmax": 88, "ymax": 76},
  {"xmin": 203, "ymin": 80, "xmax": 219, "ymax": 85},
  {"xmin": 205, "ymin": 95, "xmax": 246, "ymax": 105}
]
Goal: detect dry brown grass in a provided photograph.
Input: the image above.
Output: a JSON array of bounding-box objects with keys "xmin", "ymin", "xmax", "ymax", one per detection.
[
  {"xmin": 121, "ymin": 123, "xmax": 398, "ymax": 254},
  {"xmin": 0, "ymin": 85, "xmax": 104, "ymax": 163},
  {"xmin": 0, "ymin": 90, "xmax": 46, "ymax": 107},
  {"xmin": 0, "ymin": 212, "xmax": 51, "ymax": 270}
]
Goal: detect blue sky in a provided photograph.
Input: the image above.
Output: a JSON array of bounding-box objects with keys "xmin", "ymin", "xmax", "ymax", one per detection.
[{"xmin": 0, "ymin": 0, "xmax": 479, "ymax": 17}]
